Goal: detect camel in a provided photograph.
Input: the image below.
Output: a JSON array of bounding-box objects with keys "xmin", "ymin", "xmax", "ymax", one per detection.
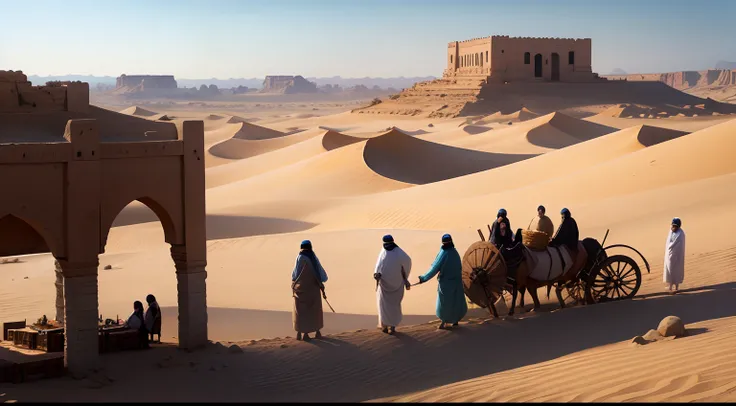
[{"xmin": 505, "ymin": 241, "xmax": 589, "ymax": 316}]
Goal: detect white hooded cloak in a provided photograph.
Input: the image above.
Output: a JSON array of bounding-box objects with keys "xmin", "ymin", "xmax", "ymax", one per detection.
[
  {"xmin": 663, "ymin": 228, "xmax": 686, "ymax": 285},
  {"xmin": 374, "ymin": 246, "xmax": 412, "ymax": 328}
]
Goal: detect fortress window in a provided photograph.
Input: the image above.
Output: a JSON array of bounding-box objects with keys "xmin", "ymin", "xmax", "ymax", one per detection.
[
  {"xmin": 524, "ymin": 52, "xmax": 530, "ymax": 64},
  {"xmin": 501, "ymin": 49, "xmax": 505, "ymax": 53},
  {"xmin": 450, "ymin": 55, "xmax": 453, "ymax": 64},
  {"xmin": 569, "ymin": 51, "xmax": 575, "ymax": 65},
  {"xmin": 486, "ymin": 51, "xmax": 489, "ymax": 62}
]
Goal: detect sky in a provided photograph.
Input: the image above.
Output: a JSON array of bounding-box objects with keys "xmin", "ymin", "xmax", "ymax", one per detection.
[{"xmin": 1, "ymin": 0, "xmax": 735, "ymax": 79}]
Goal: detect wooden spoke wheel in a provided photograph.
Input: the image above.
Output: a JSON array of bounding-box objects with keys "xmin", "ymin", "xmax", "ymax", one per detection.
[
  {"xmin": 560, "ymin": 279, "xmax": 586, "ymax": 306},
  {"xmin": 586, "ymin": 255, "xmax": 641, "ymax": 303},
  {"xmin": 462, "ymin": 241, "xmax": 507, "ymax": 309}
]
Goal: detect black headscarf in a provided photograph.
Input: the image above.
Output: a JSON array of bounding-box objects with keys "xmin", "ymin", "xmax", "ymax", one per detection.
[{"xmin": 382, "ymin": 234, "xmax": 397, "ymax": 251}]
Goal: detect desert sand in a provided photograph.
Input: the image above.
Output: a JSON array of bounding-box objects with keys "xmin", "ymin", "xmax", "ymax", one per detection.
[{"xmin": 2, "ymin": 86, "xmax": 736, "ymax": 402}]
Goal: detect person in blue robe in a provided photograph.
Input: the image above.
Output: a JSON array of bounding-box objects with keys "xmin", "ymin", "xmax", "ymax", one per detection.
[
  {"xmin": 291, "ymin": 240, "xmax": 329, "ymax": 341},
  {"xmin": 417, "ymin": 234, "xmax": 468, "ymax": 329}
]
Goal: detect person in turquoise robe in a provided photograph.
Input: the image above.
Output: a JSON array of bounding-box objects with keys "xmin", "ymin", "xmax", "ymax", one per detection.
[{"xmin": 418, "ymin": 234, "xmax": 468, "ymax": 329}]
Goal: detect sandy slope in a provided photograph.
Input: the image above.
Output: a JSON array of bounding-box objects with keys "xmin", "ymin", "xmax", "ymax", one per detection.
[
  {"xmin": 3, "ymin": 248, "xmax": 735, "ymax": 402},
  {"xmin": 3, "ymin": 98, "xmax": 736, "ymax": 402}
]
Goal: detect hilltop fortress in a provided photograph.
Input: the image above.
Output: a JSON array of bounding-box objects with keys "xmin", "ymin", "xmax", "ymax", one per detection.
[
  {"xmin": 443, "ymin": 35, "xmax": 598, "ymax": 84},
  {"xmin": 355, "ymin": 35, "xmax": 736, "ymax": 118}
]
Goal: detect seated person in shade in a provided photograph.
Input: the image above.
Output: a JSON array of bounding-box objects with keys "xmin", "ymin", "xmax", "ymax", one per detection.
[{"xmin": 125, "ymin": 300, "xmax": 150, "ymax": 349}]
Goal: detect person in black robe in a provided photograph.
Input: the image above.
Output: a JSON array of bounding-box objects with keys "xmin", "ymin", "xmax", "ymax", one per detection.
[
  {"xmin": 490, "ymin": 208, "xmax": 513, "ymax": 248},
  {"xmin": 550, "ymin": 208, "xmax": 579, "ymax": 252}
]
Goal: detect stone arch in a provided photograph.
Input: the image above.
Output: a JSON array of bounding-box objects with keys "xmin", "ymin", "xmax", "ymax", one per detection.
[
  {"xmin": 100, "ymin": 196, "xmax": 179, "ymax": 253},
  {"xmin": 0, "ymin": 213, "xmax": 62, "ymax": 258}
]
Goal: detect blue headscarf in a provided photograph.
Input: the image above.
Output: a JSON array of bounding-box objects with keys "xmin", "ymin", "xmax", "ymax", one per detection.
[
  {"xmin": 672, "ymin": 217, "xmax": 681, "ymax": 227},
  {"xmin": 383, "ymin": 234, "xmax": 397, "ymax": 251},
  {"xmin": 561, "ymin": 208, "xmax": 571, "ymax": 218},
  {"xmin": 299, "ymin": 240, "xmax": 322, "ymax": 279},
  {"xmin": 497, "ymin": 208, "xmax": 507, "ymax": 218},
  {"xmin": 441, "ymin": 233, "xmax": 455, "ymax": 250}
]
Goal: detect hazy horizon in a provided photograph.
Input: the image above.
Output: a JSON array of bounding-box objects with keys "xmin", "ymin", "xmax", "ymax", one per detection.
[{"xmin": 2, "ymin": 0, "xmax": 735, "ymax": 79}]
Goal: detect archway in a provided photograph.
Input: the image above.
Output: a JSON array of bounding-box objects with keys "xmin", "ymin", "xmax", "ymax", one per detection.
[
  {"xmin": 98, "ymin": 199, "xmax": 178, "ymax": 344},
  {"xmin": 534, "ymin": 53, "xmax": 543, "ymax": 78},
  {"xmin": 551, "ymin": 53, "xmax": 560, "ymax": 81},
  {"xmin": 0, "ymin": 214, "xmax": 62, "ymax": 334}
]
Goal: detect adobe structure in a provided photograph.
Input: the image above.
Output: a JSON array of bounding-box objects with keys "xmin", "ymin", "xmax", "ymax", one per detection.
[
  {"xmin": 0, "ymin": 71, "xmax": 208, "ymax": 377},
  {"xmin": 443, "ymin": 36, "xmax": 598, "ymax": 83},
  {"xmin": 355, "ymin": 35, "xmax": 736, "ymax": 118},
  {"xmin": 116, "ymin": 74, "xmax": 178, "ymax": 89},
  {"xmin": 261, "ymin": 75, "xmax": 318, "ymax": 94}
]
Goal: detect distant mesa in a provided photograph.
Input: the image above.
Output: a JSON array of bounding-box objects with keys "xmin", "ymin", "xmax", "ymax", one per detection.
[
  {"xmin": 609, "ymin": 68, "xmax": 628, "ymax": 75},
  {"xmin": 116, "ymin": 74, "xmax": 177, "ymax": 90},
  {"xmin": 261, "ymin": 75, "xmax": 318, "ymax": 94}
]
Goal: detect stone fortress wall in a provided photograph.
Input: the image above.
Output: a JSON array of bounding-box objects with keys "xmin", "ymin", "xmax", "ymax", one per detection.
[
  {"xmin": 0, "ymin": 71, "xmax": 89, "ymax": 113},
  {"xmin": 444, "ymin": 36, "xmax": 598, "ymax": 83}
]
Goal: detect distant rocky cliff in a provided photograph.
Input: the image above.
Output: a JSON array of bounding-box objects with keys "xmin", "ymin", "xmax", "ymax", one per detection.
[
  {"xmin": 604, "ymin": 69, "xmax": 736, "ymax": 90},
  {"xmin": 116, "ymin": 74, "xmax": 178, "ymax": 90},
  {"xmin": 261, "ymin": 76, "xmax": 317, "ymax": 94}
]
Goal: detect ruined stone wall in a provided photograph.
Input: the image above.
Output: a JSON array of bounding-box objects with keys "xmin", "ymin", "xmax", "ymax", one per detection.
[
  {"xmin": 116, "ymin": 74, "xmax": 177, "ymax": 89},
  {"xmin": 0, "ymin": 70, "xmax": 89, "ymax": 113}
]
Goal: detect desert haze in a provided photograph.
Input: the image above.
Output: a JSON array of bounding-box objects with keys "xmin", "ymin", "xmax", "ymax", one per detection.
[{"xmin": 2, "ymin": 4, "xmax": 736, "ymax": 403}]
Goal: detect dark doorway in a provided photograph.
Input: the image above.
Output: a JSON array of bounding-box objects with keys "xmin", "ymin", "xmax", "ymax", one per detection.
[
  {"xmin": 534, "ymin": 53, "xmax": 543, "ymax": 78},
  {"xmin": 551, "ymin": 53, "xmax": 560, "ymax": 81}
]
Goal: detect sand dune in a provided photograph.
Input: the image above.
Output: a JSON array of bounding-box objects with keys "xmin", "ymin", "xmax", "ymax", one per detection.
[
  {"xmin": 363, "ymin": 128, "xmax": 537, "ymax": 184},
  {"xmin": 119, "ymin": 105, "xmax": 158, "ymax": 117},
  {"xmin": 205, "ymin": 129, "xmax": 364, "ymax": 188},
  {"xmin": 207, "ymin": 122, "xmax": 317, "ymax": 162},
  {"xmin": 449, "ymin": 112, "xmax": 617, "ymax": 153},
  {"xmin": 475, "ymin": 107, "xmax": 541, "ymax": 124}
]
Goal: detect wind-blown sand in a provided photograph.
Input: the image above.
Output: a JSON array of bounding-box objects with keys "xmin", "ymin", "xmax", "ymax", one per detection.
[{"xmin": 2, "ymin": 96, "xmax": 736, "ymax": 402}]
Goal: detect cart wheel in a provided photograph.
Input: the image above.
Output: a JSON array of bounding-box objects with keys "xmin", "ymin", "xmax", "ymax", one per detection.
[
  {"xmin": 561, "ymin": 279, "xmax": 586, "ymax": 306},
  {"xmin": 462, "ymin": 241, "xmax": 507, "ymax": 308},
  {"xmin": 587, "ymin": 255, "xmax": 641, "ymax": 303}
]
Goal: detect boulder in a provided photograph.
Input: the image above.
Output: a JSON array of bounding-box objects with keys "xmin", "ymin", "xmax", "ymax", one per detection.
[{"xmin": 657, "ymin": 316, "xmax": 686, "ymax": 338}]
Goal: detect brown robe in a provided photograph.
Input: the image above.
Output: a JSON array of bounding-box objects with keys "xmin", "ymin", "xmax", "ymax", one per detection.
[{"xmin": 292, "ymin": 255, "xmax": 324, "ymax": 333}]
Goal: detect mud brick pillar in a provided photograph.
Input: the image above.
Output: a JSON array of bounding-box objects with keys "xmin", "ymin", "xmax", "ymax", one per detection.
[
  {"xmin": 173, "ymin": 120, "xmax": 208, "ymax": 349},
  {"xmin": 61, "ymin": 119, "xmax": 102, "ymax": 376},
  {"xmin": 59, "ymin": 260, "xmax": 101, "ymax": 375},
  {"xmin": 172, "ymin": 245, "xmax": 208, "ymax": 349}
]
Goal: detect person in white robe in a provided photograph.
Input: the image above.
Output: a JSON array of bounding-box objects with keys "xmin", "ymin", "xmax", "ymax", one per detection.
[
  {"xmin": 374, "ymin": 235, "xmax": 412, "ymax": 335},
  {"xmin": 663, "ymin": 217, "xmax": 686, "ymax": 293}
]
